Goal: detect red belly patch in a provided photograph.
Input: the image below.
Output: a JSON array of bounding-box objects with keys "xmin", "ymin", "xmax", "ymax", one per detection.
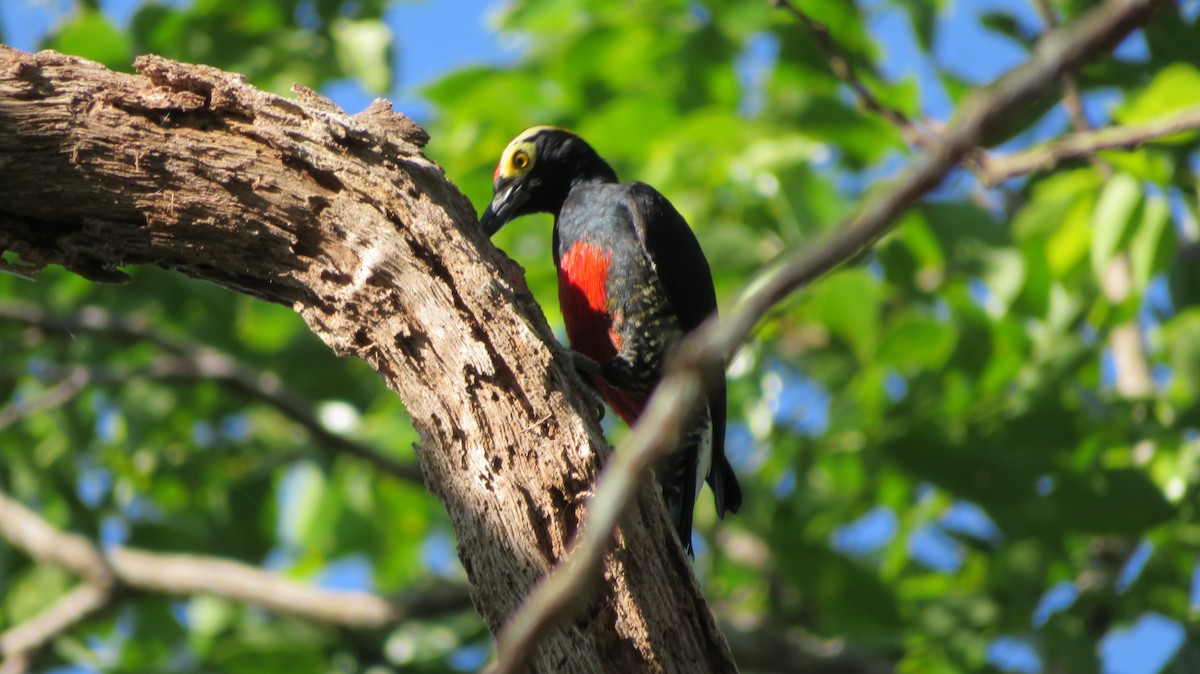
[
  {"xmin": 559, "ymin": 242, "xmax": 617, "ymax": 362},
  {"xmin": 559, "ymin": 242, "xmax": 648, "ymax": 424}
]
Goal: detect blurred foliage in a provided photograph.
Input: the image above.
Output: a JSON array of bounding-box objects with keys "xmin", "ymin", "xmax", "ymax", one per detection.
[
  {"xmin": 40, "ymin": 0, "xmax": 396, "ymax": 94},
  {"xmin": 4, "ymin": 0, "xmax": 1200, "ymax": 673}
]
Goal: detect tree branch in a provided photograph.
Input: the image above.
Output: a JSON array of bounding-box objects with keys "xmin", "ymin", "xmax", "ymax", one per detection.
[
  {"xmin": 0, "ymin": 301, "xmax": 425, "ymax": 483},
  {"xmin": 979, "ymin": 104, "xmax": 1200, "ymax": 185},
  {"xmin": 488, "ymin": 1, "xmax": 1166, "ymax": 671},
  {"xmin": 0, "ymin": 583, "xmax": 112, "ymax": 671},
  {"xmin": 1030, "ymin": 0, "xmax": 1095, "ymax": 133},
  {"xmin": 0, "ymin": 47, "xmax": 734, "ymax": 671},
  {"xmin": 0, "ymin": 482, "xmax": 890, "ymax": 674},
  {"xmin": 0, "ymin": 486, "xmax": 474, "ymax": 665},
  {"xmin": 0, "ymin": 489, "xmax": 114, "ymax": 586}
]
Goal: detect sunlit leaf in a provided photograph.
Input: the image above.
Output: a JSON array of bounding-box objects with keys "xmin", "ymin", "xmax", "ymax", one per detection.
[
  {"xmin": 1090, "ymin": 172, "xmax": 1142, "ymax": 283},
  {"xmin": 1116, "ymin": 62, "xmax": 1200, "ymax": 125}
]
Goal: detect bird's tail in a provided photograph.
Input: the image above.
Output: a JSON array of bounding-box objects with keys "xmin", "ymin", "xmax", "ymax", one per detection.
[
  {"xmin": 708, "ymin": 453, "xmax": 742, "ymax": 519},
  {"xmin": 658, "ymin": 443, "xmax": 699, "ymax": 555}
]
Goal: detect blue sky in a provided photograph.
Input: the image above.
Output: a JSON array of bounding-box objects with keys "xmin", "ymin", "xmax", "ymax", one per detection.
[{"xmin": 0, "ymin": 2, "xmax": 1188, "ymax": 673}]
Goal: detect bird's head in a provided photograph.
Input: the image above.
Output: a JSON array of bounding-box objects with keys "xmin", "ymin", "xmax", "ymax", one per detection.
[{"xmin": 479, "ymin": 126, "xmax": 617, "ymax": 236}]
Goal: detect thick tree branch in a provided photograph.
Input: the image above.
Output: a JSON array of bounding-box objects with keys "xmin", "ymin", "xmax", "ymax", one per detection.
[
  {"xmin": 0, "ymin": 47, "xmax": 734, "ymax": 672},
  {"xmin": 489, "ymin": 1, "xmax": 1166, "ymax": 671},
  {"xmin": 979, "ymin": 104, "xmax": 1200, "ymax": 185},
  {"xmin": 0, "ymin": 301, "xmax": 424, "ymax": 483}
]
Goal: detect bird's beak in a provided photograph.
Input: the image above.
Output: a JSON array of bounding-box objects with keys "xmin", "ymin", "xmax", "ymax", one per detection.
[{"xmin": 479, "ymin": 182, "xmax": 526, "ymax": 237}]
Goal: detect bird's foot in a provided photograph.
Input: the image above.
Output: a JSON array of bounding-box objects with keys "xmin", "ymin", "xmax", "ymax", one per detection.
[{"xmin": 569, "ymin": 351, "xmax": 606, "ymax": 421}]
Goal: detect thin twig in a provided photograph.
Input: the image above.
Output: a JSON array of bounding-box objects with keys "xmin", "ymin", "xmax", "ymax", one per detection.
[
  {"xmin": 774, "ymin": 0, "xmax": 940, "ymax": 149},
  {"xmin": 0, "ymin": 301, "xmax": 424, "ymax": 485},
  {"xmin": 1031, "ymin": 0, "xmax": 1095, "ymax": 133},
  {"xmin": 487, "ymin": 1, "xmax": 1165, "ymax": 671},
  {"xmin": 980, "ymin": 104, "xmax": 1200, "ymax": 185},
  {"xmin": 0, "ymin": 366, "xmax": 89, "ymax": 431}
]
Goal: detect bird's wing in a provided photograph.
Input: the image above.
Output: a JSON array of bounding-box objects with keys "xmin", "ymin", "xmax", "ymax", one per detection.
[
  {"xmin": 623, "ymin": 182, "xmax": 742, "ymax": 518},
  {"xmin": 623, "ymin": 182, "xmax": 716, "ymax": 334}
]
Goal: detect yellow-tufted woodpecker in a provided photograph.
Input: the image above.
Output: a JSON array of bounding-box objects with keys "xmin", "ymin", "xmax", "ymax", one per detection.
[{"xmin": 479, "ymin": 126, "xmax": 742, "ymax": 554}]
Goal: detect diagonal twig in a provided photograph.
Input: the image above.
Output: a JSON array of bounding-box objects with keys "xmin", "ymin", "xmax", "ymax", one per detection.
[
  {"xmin": 0, "ymin": 366, "xmax": 90, "ymax": 431},
  {"xmin": 486, "ymin": 1, "xmax": 1166, "ymax": 672},
  {"xmin": 1031, "ymin": 0, "xmax": 1095, "ymax": 133},
  {"xmin": 774, "ymin": 0, "xmax": 941, "ymax": 149}
]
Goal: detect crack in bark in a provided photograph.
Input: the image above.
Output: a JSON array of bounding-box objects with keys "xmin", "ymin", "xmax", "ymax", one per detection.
[{"xmin": 517, "ymin": 485, "xmax": 559, "ymax": 564}]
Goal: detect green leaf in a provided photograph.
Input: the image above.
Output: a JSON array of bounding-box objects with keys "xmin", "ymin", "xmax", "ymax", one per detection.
[
  {"xmin": 1090, "ymin": 173, "xmax": 1143, "ymax": 282},
  {"xmin": 1166, "ymin": 310, "xmax": 1200, "ymax": 401},
  {"xmin": 979, "ymin": 11, "xmax": 1030, "ymax": 46},
  {"xmin": 1098, "ymin": 148, "xmax": 1174, "ymax": 184},
  {"xmin": 45, "ymin": 10, "xmax": 132, "ymax": 70},
  {"xmin": 1049, "ymin": 469, "xmax": 1175, "ymax": 535},
  {"xmin": 332, "ymin": 18, "xmax": 393, "ymax": 94},
  {"xmin": 1116, "ymin": 62, "xmax": 1200, "ymax": 125},
  {"xmin": 1046, "ymin": 195, "xmax": 1094, "ymax": 278},
  {"xmin": 1128, "ymin": 193, "xmax": 1175, "ymax": 293},
  {"xmin": 982, "ymin": 248, "xmax": 1026, "ymax": 313},
  {"xmin": 1169, "ymin": 249, "xmax": 1200, "ymax": 310},
  {"xmin": 896, "ymin": 0, "xmax": 943, "ymax": 50},
  {"xmin": 877, "ymin": 312, "xmax": 956, "ymax": 369},
  {"xmin": 5, "ymin": 565, "xmax": 72, "ymax": 622},
  {"xmin": 807, "ymin": 270, "xmax": 880, "ymax": 363},
  {"xmin": 1011, "ymin": 169, "xmax": 1101, "ymax": 242},
  {"xmin": 188, "ymin": 595, "xmax": 236, "ymax": 637}
]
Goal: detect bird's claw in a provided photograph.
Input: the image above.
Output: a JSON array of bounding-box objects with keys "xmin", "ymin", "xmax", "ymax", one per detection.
[{"xmin": 569, "ymin": 351, "xmax": 606, "ymax": 421}]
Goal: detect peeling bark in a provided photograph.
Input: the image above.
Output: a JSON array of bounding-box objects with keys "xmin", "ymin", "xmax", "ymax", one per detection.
[{"xmin": 0, "ymin": 47, "xmax": 736, "ymax": 672}]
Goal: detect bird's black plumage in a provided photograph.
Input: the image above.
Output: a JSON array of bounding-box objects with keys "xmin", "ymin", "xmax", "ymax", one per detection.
[{"xmin": 480, "ymin": 127, "xmax": 742, "ymax": 553}]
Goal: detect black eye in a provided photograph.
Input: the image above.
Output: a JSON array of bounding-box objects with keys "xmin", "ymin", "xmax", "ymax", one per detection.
[{"xmin": 513, "ymin": 151, "xmax": 530, "ymax": 170}]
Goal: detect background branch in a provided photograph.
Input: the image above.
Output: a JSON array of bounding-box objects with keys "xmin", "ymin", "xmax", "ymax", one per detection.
[
  {"xmin": 773, "ymin": 0, "xmax": 939, "ymax": 150},
  {"xmin": 979, "ymin": 104, "xmax": 1200, "ymax": 185},
  {"xmin": 0, "ymin": 584, "xmax": 112, "ymax": 673},
  {"xmin": 0, "ymin": 301, "xmax": 424, "ymax": 484},
  {"xmin": 1031, "ymin": 0, "xmax": 1096, "ymax": 134},
  {"xmin": 0, "ymin": 365, "xmax": 89, "ymax": 431},
  {"xmin": 0, "ymin": 486, "xmax": 474, "ymax": 664},
  {"xmin": 0, "ymin": 484, "xmax": 871, "ymax": 674},
  {"xmin": 488, "ymin": 1, "xmax": 1166, "ymax": 671}
]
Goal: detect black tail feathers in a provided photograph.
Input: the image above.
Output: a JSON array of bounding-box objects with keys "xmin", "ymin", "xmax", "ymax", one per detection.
[
  {"xmin": 708, "ymin": 454, "xmax": 742, "ymax": 519},
  {"xmin": 658, "ymin": 446, "xmax": 699, "ymax": 555}
]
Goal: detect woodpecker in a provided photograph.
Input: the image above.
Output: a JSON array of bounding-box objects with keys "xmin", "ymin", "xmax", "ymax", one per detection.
[{"xmin": 479, "ymin": 126, "xmax": 742, "ymax": 553}]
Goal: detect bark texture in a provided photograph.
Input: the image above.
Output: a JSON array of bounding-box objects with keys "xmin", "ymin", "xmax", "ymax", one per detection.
[{"xmin": 0, "ymin": 47, "xmax": 736, "ymax": 673}]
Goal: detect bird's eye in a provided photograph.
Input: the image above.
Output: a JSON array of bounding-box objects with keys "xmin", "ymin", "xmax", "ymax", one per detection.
[{"xmin": 513, "ymin": 151, "xmax": 530, "ymax": 170}]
